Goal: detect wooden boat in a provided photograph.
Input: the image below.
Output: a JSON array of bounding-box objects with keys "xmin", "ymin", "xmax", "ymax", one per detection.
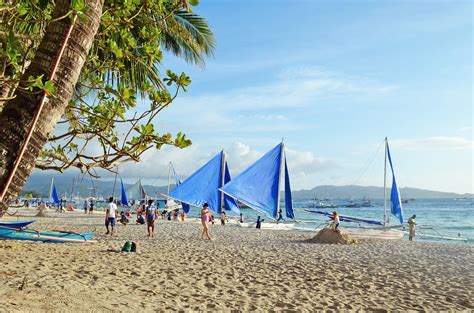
[
  {"xmin": 0, "ymin": 220, "xmax": 35, "ymax": 229},
  {"xmin": 0, "ymin": 226, "xmax": 95, "ymax": 243}
]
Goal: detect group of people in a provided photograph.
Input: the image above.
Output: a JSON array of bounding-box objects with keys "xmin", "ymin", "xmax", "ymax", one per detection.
[
  {"xmin": 105, "ymin": 198, "xmax": 189, "ymax": 237},
  {"xmin": 105, "ymin": 197, "xmax": 419, "ymax": 241},
  {"xmin": 83, "ymin": 199, "xmax": 95, "ymax": 214}
]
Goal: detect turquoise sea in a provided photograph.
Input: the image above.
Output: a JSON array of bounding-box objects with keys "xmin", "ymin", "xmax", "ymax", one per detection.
[{"xmin": 184, "ymin": 198, "xmax": 474, "ymax": 245}]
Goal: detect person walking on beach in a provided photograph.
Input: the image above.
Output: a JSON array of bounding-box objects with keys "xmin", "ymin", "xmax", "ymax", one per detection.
[
  {"xmin": 83, "ymin": 199, "xmax": 88, "ymax": 214},
  {"xmin": 200, "ymin": 203, "xmax": 212, "ymax": 240},
  {"xmin": 239, "ymin": 213, "xmax": 244, "ymax": 223},
  {"xmin": 89, "ymin": 199, "xmax": 94, "ymax": 214},
  {"xmin": 256, "ymin": 216, "xmax": 264, "ymax": 229},
  {"xmin": 105, "ymin": 197, "xmax": 117, "ymax": 235},
  {"xmin": 181, "ymin": 210, "xmax": 186, "ymax": 222},
  {"xmin": 276, "ymin": 209, "xmax": 285, "ymax": 224},
  {"xmin": 408, "ymin": 214, "xmax": 417, "ymax": 241}
]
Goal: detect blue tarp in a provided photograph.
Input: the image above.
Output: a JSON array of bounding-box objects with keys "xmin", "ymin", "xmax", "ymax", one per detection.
[
  {"xmin": 386, "ymin": 141, "xmax": 404, "ymax": 224},
  {"xmin": 221, "ymin": 143, "xmax": 293, "ymax": 220},
  {"xmin": 120, "ymin": 177, "xmax": 129, "ymax": 207},
  {"xmin": 167, "ymin": 151, "xmax": 239, "ymax": 214}
]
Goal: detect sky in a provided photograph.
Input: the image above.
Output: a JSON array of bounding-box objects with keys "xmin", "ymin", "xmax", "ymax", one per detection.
[{"xmin": 43, "ymin": 0, "xmax": 474, "ymax": 193}]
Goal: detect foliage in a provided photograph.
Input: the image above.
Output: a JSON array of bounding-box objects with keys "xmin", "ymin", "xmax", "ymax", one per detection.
[{"xmin": 0, "ymin": 0, "xmax": 214, "ymax": 176}]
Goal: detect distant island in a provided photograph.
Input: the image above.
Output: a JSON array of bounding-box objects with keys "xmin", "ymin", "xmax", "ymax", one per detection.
[{"xmin": 21, "ymin": 174, "xmax": 472, "ymax": 200}]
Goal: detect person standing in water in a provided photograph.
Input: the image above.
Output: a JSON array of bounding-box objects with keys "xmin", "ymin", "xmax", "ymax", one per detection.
[
  {"xmin": 200, "ymin": 203, "xmax": 212, "ymax": 240},
  {"xmin": 105, "ymin": 197, "xmax": 117, "ymax": 235},
  {"xmin": 408, "ymin": 214, "xmax": 417, "ymax": 241}
]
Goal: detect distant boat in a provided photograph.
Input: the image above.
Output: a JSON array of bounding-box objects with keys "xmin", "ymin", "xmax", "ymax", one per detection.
[
  {"xmin": 0, "ymin": 226, "xmax": 95, "ymax": 243},
  {"xmin": 220, "ymin": 142, "xmax": 294, "ymax": 221},
  {"xmin": 306, "ymin": 199, "xmax": 338, "ymax": 209},
  {"xmin": 167, "ymin": 150, "xmax": 239, "ymax": 214},
  {"xmin": 307, "ymin": 137, "xmax": 404, "ymax": 240}
]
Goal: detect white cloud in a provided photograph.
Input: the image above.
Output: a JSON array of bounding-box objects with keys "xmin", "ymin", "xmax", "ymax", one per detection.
[
  {"xmin": 155, "ymin": 65, "xmax": 396, "ymax": 137},
  {"xmin": 390, "ymin": 136, "xmax": 474, "ymax": 150},
  {"xmin": 114, "ymin": 141, "xmax": 338, "ymax": 189}
]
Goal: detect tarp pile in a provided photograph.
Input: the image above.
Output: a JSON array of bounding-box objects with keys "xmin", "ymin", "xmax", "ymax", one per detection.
[{"xmin": 307, "ymin": 228, "xmax": 356, "ymax": 245}]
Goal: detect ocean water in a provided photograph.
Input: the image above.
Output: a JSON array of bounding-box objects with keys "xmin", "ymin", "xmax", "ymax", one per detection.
[{"xmin": 184, "ymin": 198, "xmax": 474, "ymax": 245}]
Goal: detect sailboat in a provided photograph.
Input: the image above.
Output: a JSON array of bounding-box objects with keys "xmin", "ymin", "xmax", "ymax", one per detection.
[
  {"xmin": 163, "ymin": 162, "xmax": 190, "ymax": 213},
  {"xmin": 220, "ymin": 142, "xmax": 295, "ymax": 228},
  {"xmin": 49, "ymin": 178, "xmax": 61, "ymax": 206},
  {"xmin": 166, "ymin": 151, "xmax": 239, "ymax": 214},
  {"xmin": 306, "ymin": 137, "xmax": 404, "ymax": 240}
]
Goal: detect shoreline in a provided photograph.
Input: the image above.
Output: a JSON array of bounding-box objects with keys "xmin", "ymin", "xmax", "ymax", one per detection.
[{"xmin": 1, "ymin": 208, "xmax": 473, "ymax": 311}]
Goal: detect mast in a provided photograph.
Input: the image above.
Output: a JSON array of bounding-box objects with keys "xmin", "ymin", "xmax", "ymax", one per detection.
[
  {"xmin": 112, "ymin": 165, "xmax": 118, "ymax": 199},
  {"xmin": 383, "ymin": 137, "xmax": 388, "ymax": 227},
  {"xmin": 276, "ymin": 142, "xmax": 285, "ymax": 216},
  {"xmin": 49, "ymin": 177, "xmax": 54, "ymax": 202},
  {"xmin": 220, "ymin": 150, "xmax": 226, "ymax": 213},
  {"xmin": 167, "ymin": 162, "xmax": 171, "ymax": 194}
]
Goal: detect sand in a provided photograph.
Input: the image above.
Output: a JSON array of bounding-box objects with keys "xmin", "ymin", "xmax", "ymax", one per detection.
[
  {"xmin": 0, "ymin": 207, "xmax": 473, "ymax": 312},
  {"xmin": 307, "ymin": 228, "xmax": 357, "ymax": 244}
]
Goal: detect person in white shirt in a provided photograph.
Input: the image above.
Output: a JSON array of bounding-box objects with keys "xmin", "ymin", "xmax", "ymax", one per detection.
[{"xmin": 105, "ymin": 197, "xmax": 118, "ymax": 235}]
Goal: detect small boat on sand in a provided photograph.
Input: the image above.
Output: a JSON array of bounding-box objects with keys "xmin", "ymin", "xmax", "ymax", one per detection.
[
  {"xmin": 0, "ymin": 220, "xmax": 35, "ymax": 229},
  {"xmin": 0, "ymin": 226, "xmax": 95, "ymax": 243}
]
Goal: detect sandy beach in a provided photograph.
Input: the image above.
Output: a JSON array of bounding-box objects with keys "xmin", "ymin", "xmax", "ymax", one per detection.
[{"xmin": 1, "ymin": 207, "xmax": 473, "ymax": 312}]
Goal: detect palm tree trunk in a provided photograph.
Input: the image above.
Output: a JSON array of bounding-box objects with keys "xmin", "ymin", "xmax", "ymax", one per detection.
[{"xmin": 0, "ymin": 0, "xmax": 104, "ymax": 215}]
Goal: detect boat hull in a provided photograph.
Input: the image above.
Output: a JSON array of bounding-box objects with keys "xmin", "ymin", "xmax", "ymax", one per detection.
[
  {"xmin": 342, "ymin": 227, "xmax": 404, "ymax": 240},
  {"xmin": 238, "ymin": 222, "xmax": 295, "ymax": 230},
  {"xmin": 0, "ymin": 220, "xmax": 35, "ymax": 229},
  {"xmin": 0, "ymin": 226, "xmax": 95, "ymax": 243}
]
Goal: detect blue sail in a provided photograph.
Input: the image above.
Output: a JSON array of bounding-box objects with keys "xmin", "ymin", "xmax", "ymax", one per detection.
[
  {"xmin": 120, "ymin": 178, "xmax": 129, "ymax": 206},
  {"xmin": 284, "ymin": 158, "xmax": 294, "ymax": 219},
  {"xmin": 220, "ymin": 143, "xmax": 287, "ymax": 220},
  {"xmin": 167, "ymin": 151, "xmax": 239, "ymax": 214},
  {"xmin": 386, "ymin": 141, "xmax": 404, "ymax": 224},
  {"xmin": 52, "ymin": 183, "xmax": 60, "ymax": 205},
  {"xmin": 224, "ymin": 164, "xmax": 240, "ymax": 215}
]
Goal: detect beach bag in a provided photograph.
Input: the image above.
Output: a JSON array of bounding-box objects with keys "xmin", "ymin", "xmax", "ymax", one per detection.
[
  {"xmin": 131, "ymin": 242, "xmax": 137, "ymax": 253},
  {"xmin": 122, "ymin": 240, "xmax": 132, "ymax": 252}
]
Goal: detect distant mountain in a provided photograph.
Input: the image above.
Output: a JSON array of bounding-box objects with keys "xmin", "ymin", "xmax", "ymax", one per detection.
[
  {"xmin": 292, "ymin": 185, "xmax": 473, "ymax": 200},
  {"xmin": 22, "ymin": 174, "xmax": 169, "ymax": 199},
  {"xmin": 21, "ymin": 174, "xmax": 472, "ymax": 200}
]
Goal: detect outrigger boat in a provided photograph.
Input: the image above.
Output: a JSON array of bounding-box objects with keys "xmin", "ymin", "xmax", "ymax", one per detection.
[
  {"xmin": 0, "ymin": 226, "xmax": 95, "ymax": 243},
  {"xmin": 306, "ymin": 137, "xmax": 405, "ymax": 240}
]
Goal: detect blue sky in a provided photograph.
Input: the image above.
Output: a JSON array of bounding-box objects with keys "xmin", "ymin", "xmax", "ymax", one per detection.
[{"xmin": 48, "ymin": 1, "xmax": 474, "ymax": 193}]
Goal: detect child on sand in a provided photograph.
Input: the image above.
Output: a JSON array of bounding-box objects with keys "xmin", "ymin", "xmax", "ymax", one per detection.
[
  {"xmin": 136, "ymin": 212, "xmax": 145, "ymax": 225},
  {"xmin": 119, "ymin": 211, "xmax": 129, "ymax": 225},
  {"xmin": 330, "ymin": 211, "xmax": 340, "ymax": 231},
  {"xmin": 220, "ymin": 211, "xmax": 227, "ymax": 225}
]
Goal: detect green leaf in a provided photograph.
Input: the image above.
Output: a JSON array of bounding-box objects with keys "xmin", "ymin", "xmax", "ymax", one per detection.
[{"xmin": 44, "ymin": 80, "xmax": 56, "ymax": 95}]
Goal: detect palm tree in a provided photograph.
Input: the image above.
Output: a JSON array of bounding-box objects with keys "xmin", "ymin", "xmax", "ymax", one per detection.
[{"xmin": 0, "ymin": 0, "xmax": 104, "ymax": 214}]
